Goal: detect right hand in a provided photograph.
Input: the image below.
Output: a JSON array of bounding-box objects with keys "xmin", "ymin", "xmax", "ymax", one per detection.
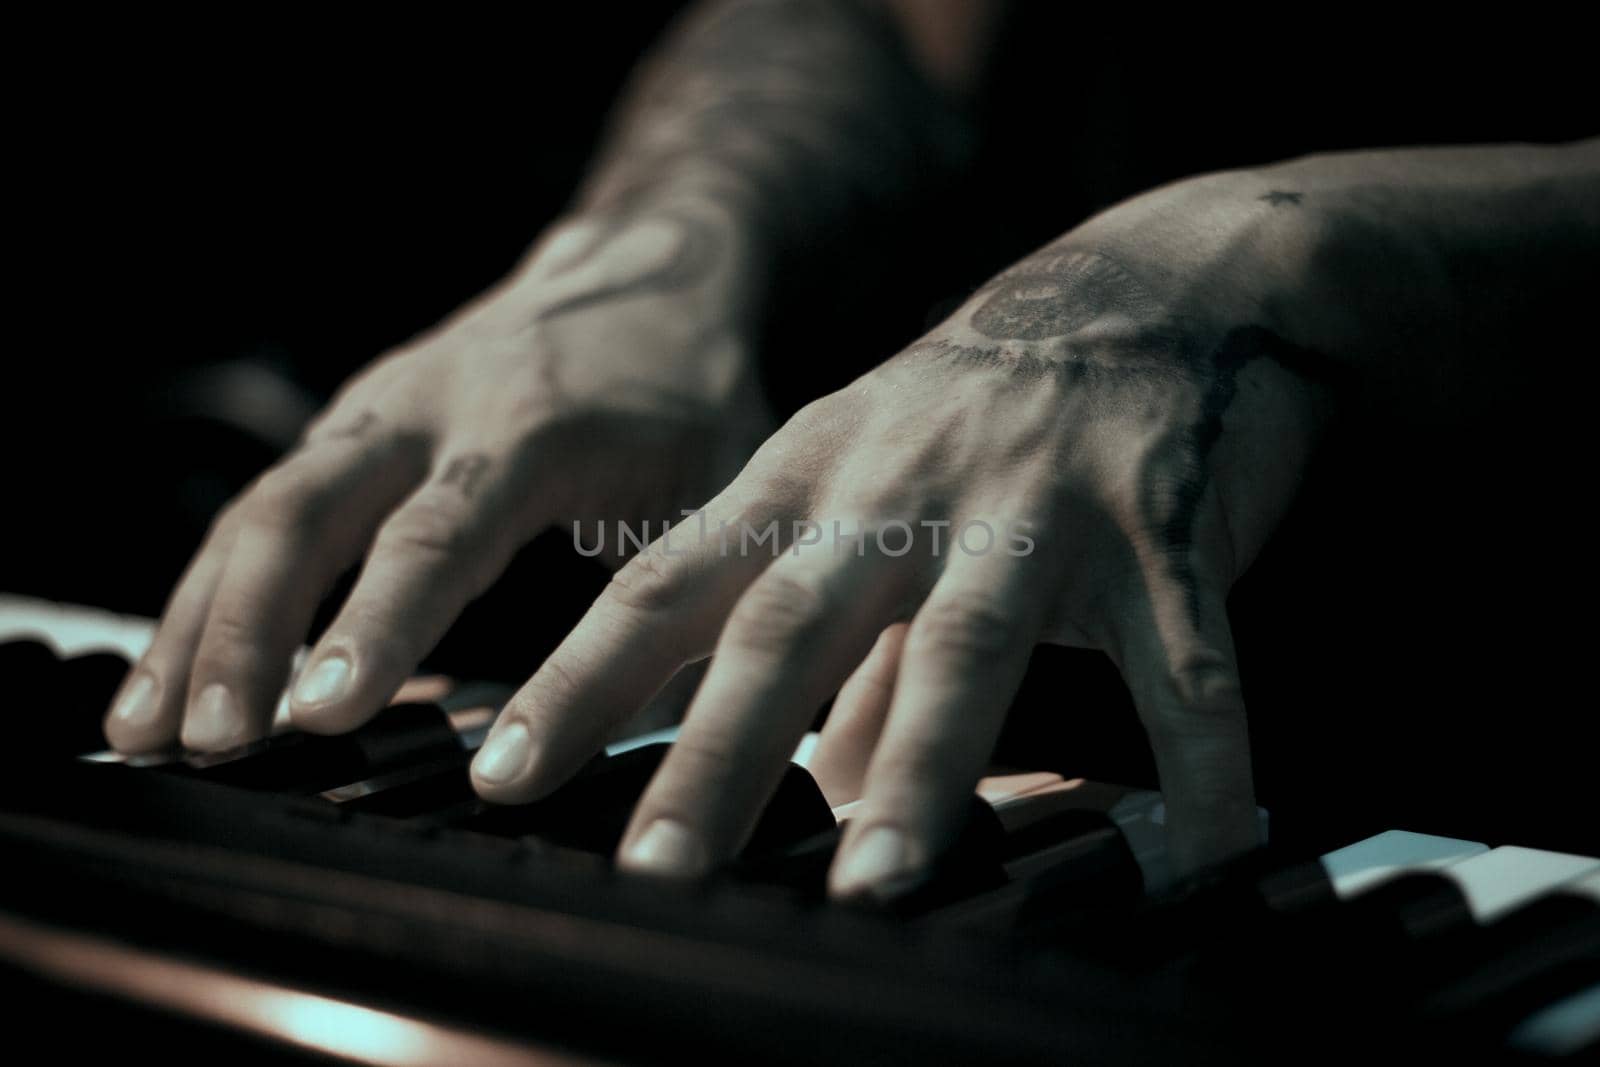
[{"xmin": 104, "ymin": 203, "xmax": 774, "ymax": 753}]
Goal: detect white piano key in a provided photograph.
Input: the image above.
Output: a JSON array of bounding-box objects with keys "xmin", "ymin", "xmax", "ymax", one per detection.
[
  {"xmin": 1320, "ymin": 829, "xmax": 1489, "ymax": 899},
  {"xmin": 1443, "ymin": 846, "xmax": 1600, "ymax": 922},
  {"xmin": 1, "ymin": 595, "xmax": 309, "ymax": 729},
  {"xmin": 0, "ymin": 594, "xmax": 155, "ymax": 659}
]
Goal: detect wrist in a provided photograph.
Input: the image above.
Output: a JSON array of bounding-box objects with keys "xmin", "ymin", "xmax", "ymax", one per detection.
[
  {"xmin": 484, "ymin": 195, "xmax": 774, "ymax": 342},
  {"xmin": 554, "ymin": 181, "xmax": 780, "ymax": 298}
]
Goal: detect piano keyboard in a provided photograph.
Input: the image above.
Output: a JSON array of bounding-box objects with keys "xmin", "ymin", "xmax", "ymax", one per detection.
[{"xmin": 1, "ymin": 596, "xmax": 1595, "ymax": 1063}]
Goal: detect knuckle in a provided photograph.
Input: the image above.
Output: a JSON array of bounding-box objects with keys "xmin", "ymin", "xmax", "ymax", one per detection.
[
  {"xmin": 376, "ymin": 496, "xmax": 478, "ymax": 562},
  {"xmin": 1169, "ymin": 653, "xmax": 1245, "ymax": 719},
  {"xmin": 1141, "ymin": 652, "xmax": 1247, "ymax": 749},
  {"xmin": 723, "ymin": 571, "xmax": 829, "ymax": 655},
  {"xmin": 194, "ymin": 608, "xmax": 270, "ymax": 672},
  {"xmin": 242, "ymin": 465, "xmax": 334, "ymax": 535},
  {"xmin": 906, "ymin": 593, "xmax": 1024, "ymax": 663},
  {"xmin": 662, "ymin": 731, "xmax": 741, "ymax": 787},
  {"xmin": 604, "ymin": 546, "xmax": 693, "ymax": 614}
]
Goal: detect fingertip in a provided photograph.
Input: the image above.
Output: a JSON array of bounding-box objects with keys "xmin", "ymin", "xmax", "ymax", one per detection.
[
  {"xmin": 827, "ymin": 823, "xmax": 925, "ymax": 900},
  {"xmin": 469, "ymin": 719, "xmax": 539, "ymax": 801},
  {"xmin": 288, "ymin": 692, "xmax": 372, "ymax": 736},
  {"xmin": 287, "ymin": 648, "xmax": 380, "ymax": 735},
  {"xmin": 102, "ymin": 670, "xmax": 171, "ymax": 753},
  {"xmin": 179, "ymin": 683, "xmax": 254, "ymax": 751},
  {"xmin": 290, "ymin": 650, "xmax": 354, "ymax": 707},
  {"xmin": 616, "ymin": 818, "xmax": 709, "ymax": 879}
]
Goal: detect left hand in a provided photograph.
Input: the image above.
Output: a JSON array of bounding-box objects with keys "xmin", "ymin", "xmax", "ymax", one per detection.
[{"xmin": 471, "ymin": 175, "xmax": 1334, "ymax": 896}]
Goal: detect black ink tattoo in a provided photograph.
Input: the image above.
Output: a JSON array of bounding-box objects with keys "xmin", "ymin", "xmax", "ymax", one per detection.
[
  {"xmin": 1259, "ymin": 190, "xmax": 1303, "ymax": 207},
  {"xmin": 904, "ymin": 333, "xmax": 1186, "ymax": 388},
  {"xmin": 912, "ymin": 307, "xmax": 1338, "ymax": 630},
  {"xmin": 1140, "ymin": 325, "xmax": 1335, "ymax": 626},
  {"xmin": 971, "ymin": 250, "xmax": 1160, "ymax": 342},
  {"xmin": 440, "ymin": 454, "xmax": 490, "ymax": 498}
]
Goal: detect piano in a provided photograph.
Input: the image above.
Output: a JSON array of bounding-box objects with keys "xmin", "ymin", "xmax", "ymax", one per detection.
[{"xmin": 1, "ymin": 594, "xmax": 1595, "ymax": 1063}]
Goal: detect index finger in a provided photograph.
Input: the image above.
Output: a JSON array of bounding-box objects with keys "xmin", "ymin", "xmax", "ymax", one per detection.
[{"xmin": 470, "ymin": 491, "xmax": 791, "ymax": 803}]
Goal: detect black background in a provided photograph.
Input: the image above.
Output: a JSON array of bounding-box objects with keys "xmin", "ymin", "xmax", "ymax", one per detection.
[{"xmin": 7, "ymin": 7, "xmax": 1596, "ymax": 856}]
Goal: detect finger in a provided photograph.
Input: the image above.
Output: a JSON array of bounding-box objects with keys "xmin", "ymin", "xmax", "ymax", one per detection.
[
  {"xmin": 617, "ymin": 543, "xmax": 911, "ymax": 877},
  {"xmin": 1105, "ymin": 553, "xmax": 1258, "ymax": 878},
  {"xmin": 102, "ymin": 517, "xmax": 236, "ymax": 752},
  {"xmin": 808, "ymin": 622, "xmax": 908, "ymax": 807},
  {"xmin": 290, "ymin": 448, "xmax": 541, "ymax": 734},
  {"xmin": 471, "ymin": 490, "xmax": 788, "ymax": 804},
  {"xmin": 829, "ymin": 540, "xmax": 1050, "ymax": 899},
  {"xmin": 179, "ymin": 435, "xmax": 426, "ymax": 750}
]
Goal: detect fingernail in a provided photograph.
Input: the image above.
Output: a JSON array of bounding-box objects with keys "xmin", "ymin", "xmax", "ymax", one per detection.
[
  {"xmin": 183, "ymin": 684, "xmax": 246, "ymax": 750},
  {"xmin": 620, "ymin": 819, "xmax": 707, "ymax": 877},
  {"xmin": 830, "ymin": 825, "xmax": 921, "ymax": 898},
  {"xmin": 472, "ymin": 721, "xmax": 534, "ymax": 785},
  {"xmin": 110, "ymin": 672, "xmax": 161, "ymax": 729},
  {"xmin": 292, "ymin": 653, "xmax": 353, "ymax": 708}
]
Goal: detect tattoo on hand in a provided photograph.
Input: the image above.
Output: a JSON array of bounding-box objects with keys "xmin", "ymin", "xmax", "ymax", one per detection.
[
  {"xmin": 1142, "ymin": 325, "xmax": 1334, "ymax": 625},
  {"xmin": 970, "ymin": 250, "xmax": 1159, "ymax": 342},
  {"xmin": 1259, "ymin": 190, "xmax": 1303, "ymax": 207},
  {"xmin": 440, "ymin": 454, "xmax": 491, "ymax": 498},
  {"xmin": 919, "ymin": 243, "xmax": 1338, "ymax": 628}
]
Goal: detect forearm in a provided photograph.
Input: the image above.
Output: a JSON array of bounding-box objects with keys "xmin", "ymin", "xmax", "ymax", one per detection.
[
  {"xmin": 1058, "ymin": 139, "xmax": 1599, "ymax": 418},
  {"xmin": 571, "ymin": 0, "xmax": 975, "ymax": 294}
]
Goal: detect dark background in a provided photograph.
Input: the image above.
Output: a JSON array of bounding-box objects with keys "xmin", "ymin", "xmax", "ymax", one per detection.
[{"xmin": 7, "ymin": 8, "xmax": 1596, "ymax": 856}]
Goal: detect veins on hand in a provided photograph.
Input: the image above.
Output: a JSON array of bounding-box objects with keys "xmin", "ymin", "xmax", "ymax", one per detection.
[
  {"xmin": 1258, "ymin": 190, "xmax": 1303, "ymax": 207},
  {"xmin": 535, "ymin": 211, "xmax": 721, "ymax": 322}
]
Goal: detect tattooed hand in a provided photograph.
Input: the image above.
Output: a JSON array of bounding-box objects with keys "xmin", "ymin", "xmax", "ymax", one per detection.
[
  {"xmin": 469, "ymin": 174, "xmax": 1334, "ymax": 892},
  {"xmin": 104, "ymin": 203, "xmax": 773, "ymax": 752}
]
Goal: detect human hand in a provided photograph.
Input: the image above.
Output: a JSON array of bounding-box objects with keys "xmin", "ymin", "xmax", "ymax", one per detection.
[
  {"xmin": 104, "ymin": 203, "xmax": 773, "ymax": 753},
  {"xmin": 470, "ymin": 173, "xmax": 1334, "ymax": 893}
]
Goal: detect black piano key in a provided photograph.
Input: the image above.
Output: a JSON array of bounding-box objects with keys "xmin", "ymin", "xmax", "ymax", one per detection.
[
  {"xmin": 1419, "ymin": 890, "xmax": 1600, "ymax": 1036},
  {"xmin": 331, "ymin": 753, "xmax": 477, "ymax": 817},
  {"xmin": 741, "ymin": 799, "xmax": 1140, "ymax": 916},
  {"xmin": 733, "ymin": 826, "xmax": 841, "ymax": 898},
  {"xmin": 834, "ymin": 797, "xmax": 1010, "ymax": 916},
  {"xmin": 60, "ymin": 651, "xmax": 132, "ymax": 712},
  {"xmin": 748, "ymin": 764, "xmax": 837, "ymax": 854},
  {"xmin": 166, "ymin": 703, "xmax": 461, "ymax": 794},
  {"xmin": 454, "ymin": 743, "xmax": 836, "ymax": 859},
  {"xmin": 0, "ymin": 639, "xmax": 61, "ymax": 704},
  {"xmin": 934, "ymin": 811, "xmax": 1144, "ymax": 932},
  {"xmin": 1038, "ymin": 847, "xmax": 1310, "ymax": 971},
  {"xmin": 5, "ymin": 644, "xmax": 133, "ymax": 758},
  {"xmin": 1335, "ymin": 870, "xmax": 1477, "ymax": 947}
]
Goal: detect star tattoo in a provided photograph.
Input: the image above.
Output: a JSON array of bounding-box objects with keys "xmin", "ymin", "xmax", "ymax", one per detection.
[{"xmin": 1259, "ymin": 190, "xmax": 1303, "ymax": 207}]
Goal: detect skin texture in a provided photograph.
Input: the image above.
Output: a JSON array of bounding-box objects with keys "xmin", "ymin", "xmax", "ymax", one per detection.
[
  {"xmin": 104, "ymin": 0, "xmax": 1598, "ymax": 901},
  {"xmin": 102, "ymin": 0, "xmax": 974, "ymax": 757},
  {"xmin": 469, "ymin": 138, "xmax": 1598, "ymax": 896},
  {"xmin": 102, "ymin": 204, "xmax": 772, "ymax": 752},
  {"xmin": 469, "ymin": 174, "xmax": 1337, "ymax": 892}
]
